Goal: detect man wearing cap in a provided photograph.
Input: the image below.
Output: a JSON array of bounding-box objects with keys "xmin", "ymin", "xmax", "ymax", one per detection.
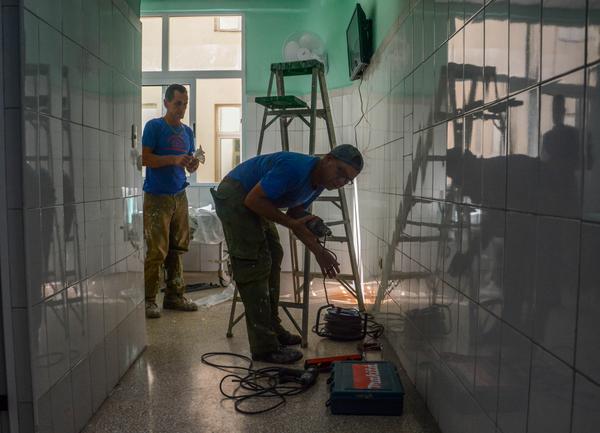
[{"xmin": 212, "ymin": 144, "xmax": 364, "ymax": 364}]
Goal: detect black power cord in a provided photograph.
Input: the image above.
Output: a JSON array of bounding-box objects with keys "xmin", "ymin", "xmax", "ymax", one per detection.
[
  {"xmin": 314, "ymin": 236, "xmax": 385, "ymax": 344},
  {"xmin": 201, "ymin": 352, "xmax": 318, "ymax": 415}
]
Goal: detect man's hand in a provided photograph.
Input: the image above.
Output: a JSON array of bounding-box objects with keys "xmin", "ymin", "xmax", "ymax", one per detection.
[
  {"xmin": 172, "ymin": 154, "xmax": 193, "ymax": 167},
  {"xmin": 315, "ymin": 248, "xmax": 340, "ymax": 278},
  {"xmin": 290, "ymin": 214, "xmax": 319, "ymax": 245},
  {"xmin": 186, "ymin": 156, "xmax": 200, "ymax": 173},
  {"xmin": 290, "ymin": 215, "xmax": 340, "ymax": 278}
]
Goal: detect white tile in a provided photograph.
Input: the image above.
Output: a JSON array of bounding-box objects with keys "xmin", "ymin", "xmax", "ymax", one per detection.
[
  {"xmin": 45, "ymin": 291, "xmax": 69, "ymax": 386},
  {"xmin": 62, "ymin": 0, "xmax": 82, "ymax": 43},
  {"xmin": 50, "ymin": 373, "xmax": 75, "ymax": 433},
  {"xmin": 576, "ymin": 223, "xmax": 600, "ymax": 383},
  {"xmin": 533, "ymin": 217, "xmax": 579, "ymax": 363},
  {"xmin": 85, "ymin": 202, "xmax": 103, "ymax": 277},
  {"xmin": 83, "ymin": 127, "xmax": 101, "ymax": 202},
  {"xmin": 527, "ymin": 346, "xmax": 573, "ymax": 433},
  {"xmin": 29, "ymin": 301, "xmax": 49, "ymax": 400},
  {"xmin": 104, "ymin": 329, "xmax": 119, "ymax": 391},
  {"xmin": 89, "ymin": 342, "xmax": 107, "ymax": 412},
  {"xmin": 38, "ymin": 115, "xmax": 63, "ymax": 207},
  {"xmin": 23, "ymin": 10, "xmax": 38, "ymax": 111},
  {"xmin": 70, "ymin": 358, "xmax": 92, "ymax": 432},
  {"xmin": 34, "ymin": 390, "xmax": 53, "ymax": 433},
  {"xmin": 473, "ymin": 306, "xmax": 501, "ymax": 419},
  {"xmin": 38, "ymin": 21, "xmax": 62, "ymax": 118},
  {"xmin": 67, "ymin": 283, "xmax": 88, "ymax": 367},
  {"xmin": 502, "ymin": 212, "xmax": 536, "ymax": 337},
  {"xmin": 572, "ymin": 373, "xmax": 600, "ymax": 433},
  {"xmin": 24, "ymin": 209, "xmax": 43, "ymax": 305},
  {"xmin": 103, "ymin": 267, "xmax": 118, "ymax": 336},
  {"xmin": 22, "ymin": 110, "xmax": 38, "ymax": 209},
  {"xmin": 82, "ymin": 0, "xmax": 100, "ymax": 55},
  {"xmin": 12, "ymin": 309, "xmax": 33, "ymax": 401},
  {"xmin": 62, "ymin": 36, "xmax": 83, "ymax": 124},
  {"xmin": 41, "ymin": 206, "xmax": 65, "ymax": 296},
  {"xmin": 7, "ymin": 210, "xmax": 27, "ymax": 307},
  {"xmin": 17, "ymin": 402, "xmax": 35, "ymax": 433}
]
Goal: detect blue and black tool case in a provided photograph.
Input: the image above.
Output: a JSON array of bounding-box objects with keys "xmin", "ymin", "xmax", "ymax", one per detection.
[{"xmin": 327, "ymin": 361, "xmax": 404, "ymax": 415}]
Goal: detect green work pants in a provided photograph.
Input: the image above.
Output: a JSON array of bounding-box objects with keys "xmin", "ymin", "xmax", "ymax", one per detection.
[
  {"xmin": 211, "ymin": 177, "xmax": 285, "ymax": 355},
  {"xmin": 144, "ymin": 190, "xmax": 190, "ymax": 302}
]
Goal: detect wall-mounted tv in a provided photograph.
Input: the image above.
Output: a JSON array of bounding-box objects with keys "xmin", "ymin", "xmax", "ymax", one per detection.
[{"xmin": 346, "ymin": 3, "xmax": 372, "ymax": 81}]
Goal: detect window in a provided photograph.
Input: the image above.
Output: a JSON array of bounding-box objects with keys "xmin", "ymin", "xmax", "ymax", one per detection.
[
  {"xmin": 195, "ymin": 78, "xmax": 242, "ymax": 183},
  {"xmin": 141, "ymin": 14, "xmax": 243, "ymax": 183},
  {"xmin": 214, "ymin": 16, "xmax": 242, "ymax": 32},
  {"xmin": 216, "ymin": 105, "xmax": 241, "ymax": 179},
  {"xmin": 141, "ymin": 17, "xmax": 162, "ymax": 71},
  {"xmin": 169, "ymin": 16, "xmax": 242, "ymax": 71}
]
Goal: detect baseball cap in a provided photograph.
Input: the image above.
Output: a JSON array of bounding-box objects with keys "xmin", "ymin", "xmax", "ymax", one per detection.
[{"xmin": 329, "ymin": 144, "xmax": 364, "ymax": 172}]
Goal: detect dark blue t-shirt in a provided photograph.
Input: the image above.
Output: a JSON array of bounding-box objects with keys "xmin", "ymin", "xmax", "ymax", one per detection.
[
  {"xmin": 227, "ymin": 152, "xmax": 323, "ymax": 209},
  {"xmin": 142, "ymin": 118, "xmax": 195, "ymax": 195}
]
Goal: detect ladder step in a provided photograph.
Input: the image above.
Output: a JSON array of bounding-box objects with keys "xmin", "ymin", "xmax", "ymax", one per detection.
[
  {"xmin": 406, "ymin": 220, "xmax": 459, "ymax": 229},
  {"xmin": 398, "ymin": 235, "xmax": 442, "ymax": 242},
  {"xmin": 265, "ymin": 108, "xmax": 327, "ymax": 118},
  {"xmin": 270, "ymin": 59, "xmax": 324, "ymax": 76},
  {"xmin": 326, "ymin": 236, "xmax": 348, "ymax": 242},
  {"xmin": 412, "ymin": 198, "xmax": 435, "ymax": 204},
  {"xmin": 388, "ymin": 271, "xmax": 432, "ymax": 280},
  {"xmin": 255, "ymin": 95, "xmax": 308, "ymax": 109},
  {"xmin": 292, "ymin": 271, "xmax": 356, "ymax": 280},
  {"xmin": 427, "ymin": 155, "xmax": 446, "ymax": 162},
  {"xmin": 315, "ymin": 196, "xmax": 340, "ymax": 202},
  {"xmin": 326, "ymin": 220, "xmax": 347, "ymax": 227}
]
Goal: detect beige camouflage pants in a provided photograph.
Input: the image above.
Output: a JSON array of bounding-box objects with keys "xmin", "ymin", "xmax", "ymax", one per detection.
[{"xmin": 144, "ymin": 191, "xmax": 190, "ymax": 302}]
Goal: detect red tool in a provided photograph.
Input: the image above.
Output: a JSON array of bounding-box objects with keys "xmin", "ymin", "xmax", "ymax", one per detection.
[{"xmin": 304, "ymin": 353, "xmax": 363, "ymax": 372}]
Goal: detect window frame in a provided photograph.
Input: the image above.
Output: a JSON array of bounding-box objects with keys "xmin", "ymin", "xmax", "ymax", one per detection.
[{"xmin": 141, "ymin": 12, "xmax": 246, "ymax": 186}]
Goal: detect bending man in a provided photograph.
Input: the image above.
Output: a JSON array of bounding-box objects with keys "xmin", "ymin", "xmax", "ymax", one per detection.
[{"xmin": 212, "ymin": 145, "xmax": 363, "ymax": 364}]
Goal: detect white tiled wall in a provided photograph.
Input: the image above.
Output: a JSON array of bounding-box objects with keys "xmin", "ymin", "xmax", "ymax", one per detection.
[
  {"xmin": 339, "ymin": 1, "xmax": 600, "ymax": 433},
  {"xmin": 0, "ymin": 0, "xmax": 146, "ymax": 432}
]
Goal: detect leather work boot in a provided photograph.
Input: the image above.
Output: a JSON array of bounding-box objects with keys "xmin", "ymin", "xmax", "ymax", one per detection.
[
  {"xmin": 145, "ymin": 301, "xmax": 161, "ymax": 319},
  {"xmin": 252, "ymin": 347, "xmax": 303, "ymax": 364},
  {"xmin": 277, "ymin": 330, "xmax": 302, "ymax": 346},
  {"xmin": 163, "ymin": 294, "xmax": 199, "ymax": 311}
]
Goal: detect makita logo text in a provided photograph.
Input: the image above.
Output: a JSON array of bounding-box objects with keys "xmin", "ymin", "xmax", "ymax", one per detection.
[{"xmin": 352, "ymin": 363, "xmax": 382, "ymax": 389}]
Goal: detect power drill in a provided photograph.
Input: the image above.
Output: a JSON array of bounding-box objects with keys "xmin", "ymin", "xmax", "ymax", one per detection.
[
  {"xmin": 277, "ymin": 367, "xmax": 319, "ymax": 387},
  {"xmin": 299, "ymin": 211, "xmax": 332, "ymax": 238}
]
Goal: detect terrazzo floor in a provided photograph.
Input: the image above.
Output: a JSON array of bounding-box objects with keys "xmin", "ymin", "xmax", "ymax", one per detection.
[{"xmin": 81, "ymin": 272, "xmax": 441, "ymax": 433}]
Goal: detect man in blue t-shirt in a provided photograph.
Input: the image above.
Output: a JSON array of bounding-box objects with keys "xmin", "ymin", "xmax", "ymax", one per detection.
[
  {"xmin": 211, "ymin": 144, "xmax": 364, "ymax": 363},
  {"xmin": 142, "ymin": 84, "xmax": 203, "ymax": 319}
]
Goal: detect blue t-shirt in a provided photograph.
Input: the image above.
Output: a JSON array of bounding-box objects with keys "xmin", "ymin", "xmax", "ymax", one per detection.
[
  {"xmin": 228, "ymin": 152, "xmax": 323, "ymax": 209},
  {"xmin": 142, "ymin": 118, "xmax": 195, "ymax": 195}
]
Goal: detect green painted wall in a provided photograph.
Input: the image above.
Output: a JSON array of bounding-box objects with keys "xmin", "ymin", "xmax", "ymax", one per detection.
[{"xmin": 140, "ymin": 0, "xmax": 409, "ymax": 94}]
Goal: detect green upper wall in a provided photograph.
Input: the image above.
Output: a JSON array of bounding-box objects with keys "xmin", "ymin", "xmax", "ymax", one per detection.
[{"xmin": 140, "ymin": 0, "xmax": 408, "ymax": 94}]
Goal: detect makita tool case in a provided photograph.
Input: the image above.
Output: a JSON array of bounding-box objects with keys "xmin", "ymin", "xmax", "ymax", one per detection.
[{"xmin": 327, "ymin": 361, "xmax": 404, "ymax": 415}]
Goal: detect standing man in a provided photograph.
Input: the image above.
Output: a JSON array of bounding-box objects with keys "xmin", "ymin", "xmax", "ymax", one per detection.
[
  {"xmin": 142, "ymin": 84, "xmax": 201, "ymax": 319},
  {"xmin": 212, "ymin": 145, "xmax": 364, "ymax": 363}
]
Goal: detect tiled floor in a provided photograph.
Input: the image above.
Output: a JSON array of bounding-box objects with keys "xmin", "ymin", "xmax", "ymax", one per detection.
[{"xmin": 82, "ymin": 272, "xmax": 440, "ymax": 433}]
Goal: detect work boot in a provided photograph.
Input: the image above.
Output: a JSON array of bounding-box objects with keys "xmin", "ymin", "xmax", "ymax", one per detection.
[
  {"xmin": 163, "ymin": 294, "xmax": 198, "ymax": 311},
  {"xmin": 145, "ymin": 301, "xmax": 161, "ymax": 319},
  {"xmin": 252, "ymin": 347, "xmax": 303, "ymax": 364},
  {"xmin": 277, "ymin": 330, "xmax": 302, "ymax": 346}
]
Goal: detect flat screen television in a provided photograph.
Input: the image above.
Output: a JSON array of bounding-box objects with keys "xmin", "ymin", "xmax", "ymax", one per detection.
[{"xmin": 346, "ymin": 4, "xmax": 372, "ymax": 81}]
